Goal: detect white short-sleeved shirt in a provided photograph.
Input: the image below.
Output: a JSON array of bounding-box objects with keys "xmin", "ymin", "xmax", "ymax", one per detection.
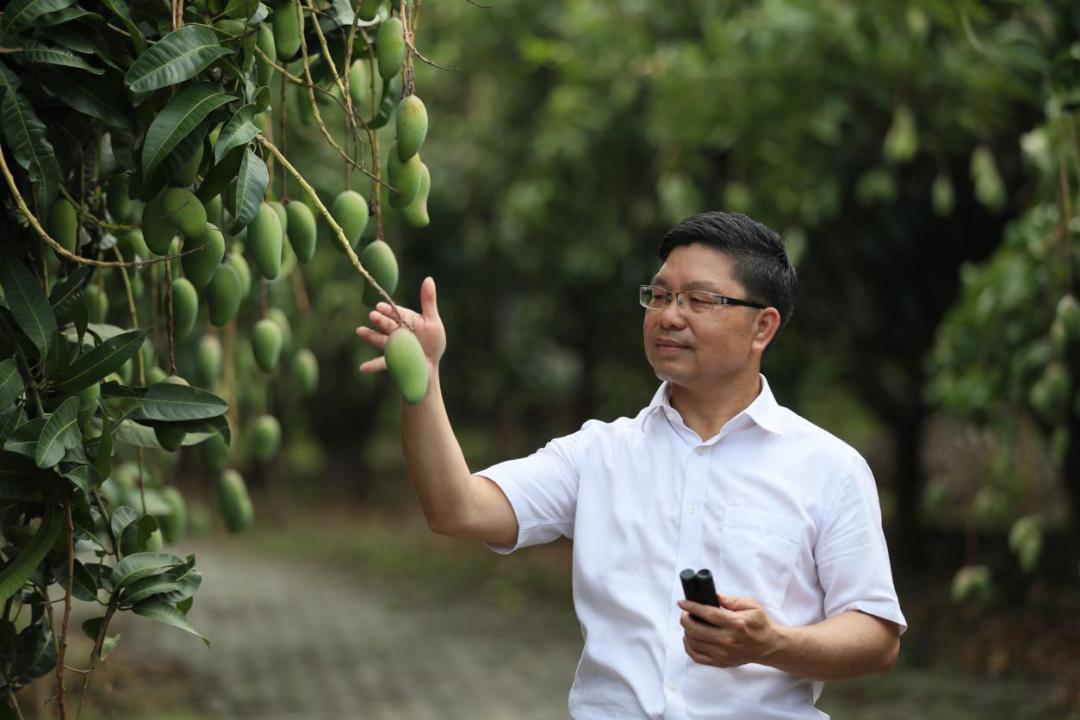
[{"xmin": 479, "ymin": 376, "xmax": 906, "ymax": 720}]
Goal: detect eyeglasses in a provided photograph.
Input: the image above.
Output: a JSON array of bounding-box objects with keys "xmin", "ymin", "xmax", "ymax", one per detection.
[{"xmin": 639, "ymin": 285, "xmax": 766, "ymax": 313}]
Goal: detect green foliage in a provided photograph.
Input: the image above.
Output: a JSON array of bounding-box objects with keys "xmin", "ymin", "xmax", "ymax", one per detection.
[{"xmin": 0, "ymin": 0, "xmax": 431, "ymax": 712}]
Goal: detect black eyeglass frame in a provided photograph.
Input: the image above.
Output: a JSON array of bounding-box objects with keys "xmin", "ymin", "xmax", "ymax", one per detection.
[{"xmin": 638, "ymin": 285, "xmax": 767, "ymax": 312}]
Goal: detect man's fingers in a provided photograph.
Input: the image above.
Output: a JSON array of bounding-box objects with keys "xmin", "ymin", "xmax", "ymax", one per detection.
[
  {"xmin": 355, "ymin": 326, "xmax": 389, "ymax": 350},
  {"xmin": 420, "ymin": 276, "xmax": 439, "ymax": 322},
  {"xmin": 359, "ymin": 356, "xmax": 387, "ymax": 374},
  {"xmin": 367, "ymin": 307, "xmax": 404, "ymax": 335}
]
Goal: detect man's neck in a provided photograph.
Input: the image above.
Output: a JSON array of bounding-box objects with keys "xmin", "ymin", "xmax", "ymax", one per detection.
[{"xmin": 668, "ymin": 372, "xmax": 763, "ymax": 442}]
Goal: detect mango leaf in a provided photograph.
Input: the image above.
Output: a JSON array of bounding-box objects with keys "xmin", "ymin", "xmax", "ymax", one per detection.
[
  {"xmin": 0, "ymin": 510, "xmax": 62, "ymax": 605},
  {"xmin": 3, "ymin": 417, "xmax": 45, "ymax": 457},
  {"xmin": 109, "ymin": 505, "xmax": 138, "ymax": 540},
  {"xmin": 121, "ymin": 574, "xmax": 184, "ymax": 606},
  {"xmin": 132, "ymin": 600, "xmax": 209, "ymax": 647},
  {"xmin": 196, "ymin": 144, "xmax": 242, "ymax": 202},
  {"xmin": 141, "ymin": 83, "xmax": 233, "ymax": 177},
  {"xmin": 0, "ymin": 87, "xmax": 59, "ymax": 209},
  {"xmin": 231, "ymin": 147, "xmax": 267, "ymax": 230},
  {"xmin": 35, "ymin": 396, "xmax": 80, "ymax": 468},
  {"xmin": 0, "ymin": 59, "xmax": 21, "ymax": 95},
  {"xmin": 36, "ymin": 69, "xmax": 131, "ymax": 130},
  {"xmin": 119, "ymin": 514, "xmax": 158, "ymax": 555},
  {"xmin": 51, "ymin": 329, "xmax": 148, "ymax": 393},
  {"xmin": 125, "ymin": 25, "xmax": 229, "ymax": 93},
  {"xmin": 38, "ymin": 7, "xmax": 103, "ymax": 27},
  {"xmin": 0, "ymin": 0, "xmax": 77, "ymax": 39},
  {"xmin": 213, "ymin": 104, "xmax": 260, "ymax": 163},
  {"xmin": 0, "ymin": 261, "xmax": 57, "ymax": 361},
  {"xmin": 128, "ymin": 384, "xmax": 228, "ymax": 422},
  {"xmin": 62, "ymin": 464, "xmax": 97, "ymax": 498},
  {"xmin": 47, "ymin": 265, "xmax": 91, "ymax": 320},
  {"xmin": 0, "ymin": 450, "xmax": 42, "ymax": 502},
  {"xmin": 53, "ymin": 559, "xmax": 100, "ymax": 602},
  {"xmin": 142, "ymin": 118, "xmax": 210, "ymax": 195},
  {"xmin": 0, "ymin": 359, "xmax": 23, "ymax": 408},
  {"xmin": 138, "ymin": 413, "xmax": 231, "ymax": 444},
  {"xmin": 98, "ymin": 0, "xmax": 143, "ymax": 55},
  {"xmin": 15, "ymin": 618, "xmax": 56, "ymax": 681},
  {"xmin": 111, "ymin": 552, "xmax": 184, "ymax": 589},
  {"xmin": 14, "ymin": 46, "xmax": 103, "ymax": 74},
  {"xmin": 158, "ymin": 568, "xmax": 201, "ymax": 605},
  {"xmin": 0, "ymin": 405, "xmax": 24, "ymax": 443}
]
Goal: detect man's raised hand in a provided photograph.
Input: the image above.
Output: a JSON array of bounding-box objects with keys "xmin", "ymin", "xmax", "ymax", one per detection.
[{"xmin": 355, "ymin": 276, "xmax": 447, "ymax": 377}]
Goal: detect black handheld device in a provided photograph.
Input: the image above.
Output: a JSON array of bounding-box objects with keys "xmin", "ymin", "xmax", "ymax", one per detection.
[{"xmin": 679, "ymin": 568, "xmax": 720, "ymax": 624}]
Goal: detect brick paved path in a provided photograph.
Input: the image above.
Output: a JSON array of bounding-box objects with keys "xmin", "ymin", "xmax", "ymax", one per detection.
[{"xmin": 114, "ymin": 543, "xmax": 582, "ymax": 720}]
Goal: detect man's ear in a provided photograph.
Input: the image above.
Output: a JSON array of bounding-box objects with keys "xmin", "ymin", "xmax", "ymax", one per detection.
[{"xmin": 751, "ymin": 308, "xmax": 782, "ymax": 353}]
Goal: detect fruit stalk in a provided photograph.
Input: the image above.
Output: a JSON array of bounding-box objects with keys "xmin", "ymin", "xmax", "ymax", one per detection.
[{"xmin": 255, "ymin": 135, "xmax": 407, "ymax": 327}]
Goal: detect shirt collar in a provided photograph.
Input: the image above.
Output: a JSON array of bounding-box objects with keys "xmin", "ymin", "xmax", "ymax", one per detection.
[{"xmin": 643, "ymin": 374, "xmax": 785, "ymax": 436}]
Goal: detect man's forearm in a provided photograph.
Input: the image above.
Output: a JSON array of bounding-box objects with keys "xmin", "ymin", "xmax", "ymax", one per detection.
[
  {"xmin": 767, "ymin": 611, "xmax": 899, "ymax": 681},
  {"xmin": 400, "ymin": 368, "xmax": 476, "ymax": 533}
]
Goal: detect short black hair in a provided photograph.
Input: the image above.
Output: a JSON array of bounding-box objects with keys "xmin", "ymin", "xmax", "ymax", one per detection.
[{"xmin": 657, "ymin": 210, "xmax": 797, "ymax": 338}]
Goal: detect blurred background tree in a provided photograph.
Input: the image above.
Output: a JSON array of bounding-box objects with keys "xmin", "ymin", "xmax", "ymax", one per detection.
[{"xmin": 280, "ymin": 0, "xmax": 1078, "ymax": 580}]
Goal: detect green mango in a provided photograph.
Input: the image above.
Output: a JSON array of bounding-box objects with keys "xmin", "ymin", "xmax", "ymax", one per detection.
[
  {"xmin": 376, "ymin": 16, "xmax": 405, "ymax": 80},
  {"xmin": 182, "ymin": 224, "xmax": 226, "ymax": 292},
  {"xmin": 205, "ymin": 194, "xmax": 224, "ymax": 227},
  {"xmin": 117, "ymin": 228, "xmax": 150, "ymax": 261},
  {"xmin": 252, "ymin": 318, "xmax": 283, "ymax": 372},
  {"xmin": 931, "ymin": 175, "xmax": 954, "ymax": 217},
  {"xmin": 218, "ymin": 469, "xmax": 254, "ymax": 533},
  {"xmin": 348, "ymin": 59, "xmax": 372, "ymax": 111},
  {"xmin": 142, "ymin": 190, "xmax": 177, "ymax": 255},
  {"xmin": 106, "ymin": 174, "xmax": 134, "ymax": 222},
  {"xmin": 155, "ymin": 425, "xmax": 187, "ymax": 452},
  {"xmin": 147, "ymin": 366, "xmax": 168, "ymax": 384},
  {"xmin": 256, "ymin": 22, "xmax": 276, "ymax": 87},
  {"xmin": 273, "ymin": 0, "xmax": 302, "ymax": 61},
  {"xmin": 207, "ymin": 264, "xmax": 242, "ymax": 326},
  {"xmin": 248, "ymin": 202, "xmax": 283, "ymax": 279},
  {"xmin": 400, "ymin": 161, "xmax": 430, "ymax": 228},
  {"xmin": 158, "ymin": 486, "xmax": 188, "ymax": 543},
  {"xmin": 250, "ymin": 414, "xmax": 281, "ymax": 461},
  {"xmin": 292, "ymin": 348, "xmax": 318, "ymax": 396},
  {"xmin": 268, "ymin": 200, "xmax": 288, "ymax": 233},
  {"xmin": 266, "ymin": 307, "xmax": 293, "ymax": 354},
  {"xmin": 361, "ymin": 239, "xmax": 399, "ymax": 306},
  {"xmin": 385, "ymin": 328, "xmax": 428, "ymax": 404},
  {"xmin": 395, "ymin": 94, "xmax": 427, "ymax": 161},
  {"xmin": 46, "ymin": 198, "xmax": 78, "ymax": 253},
  {"xmin": 1055, "ymin": 295, "xmax": 1080, "ymax": 342},
  {"xmin": 85, "ymin": 283, "xmax": 108, "ymax": 324},
  {"xmin": 226, "ymin": 250, "xmax": 253, "ymax": 299},
  {"xmin": 202, "ymin": 433, "xmax": 230, "ymax": 471},
  {"xmin": 387, "ymin": 147, "xmax": 423, "ymax": 208},
  {"xmin": 330, "ymin": 190, "xmax": 369, "ymax": 249},
  {"xmin": 285, "ymin": 200, "xmax": 317, "ymax": 262},
  {"xmin": 171, "ymin": 277, "xmax": 199, "ymax": 341},
  {"xmin": 162, "ymin": 188, "xmax": 207, "ymax": 238},
  {"xmin": 77, "ymin": 382, "xmax": 100, "ymax": 433},
  {"xmin": 225, "ymin": 0, "xmax": 259, "ymax": 19},
  {"xmin": 195, "ymin": 334, "xmax": 223, "ymax": 387}
]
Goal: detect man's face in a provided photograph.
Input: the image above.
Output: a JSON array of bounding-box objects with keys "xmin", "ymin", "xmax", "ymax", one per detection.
[{"xmin": 642, "ymin": 244, "xmax": 771, "ymax": 391}]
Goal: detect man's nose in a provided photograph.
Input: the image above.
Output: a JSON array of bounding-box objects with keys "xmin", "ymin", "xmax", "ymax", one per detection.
[{"xmin": 658, "ymin": 297, "xmax": 688, "ymax": 327}]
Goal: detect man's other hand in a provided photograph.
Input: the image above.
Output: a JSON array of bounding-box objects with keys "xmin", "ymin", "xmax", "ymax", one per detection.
[{"xmin": 678, "ymin": 594, "xmax": 780, "ymax": 668}]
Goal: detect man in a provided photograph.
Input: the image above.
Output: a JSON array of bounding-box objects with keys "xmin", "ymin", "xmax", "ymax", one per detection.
[{"xmin": 356, "ymin": 211, "xmax": 906, "ymax": 719}]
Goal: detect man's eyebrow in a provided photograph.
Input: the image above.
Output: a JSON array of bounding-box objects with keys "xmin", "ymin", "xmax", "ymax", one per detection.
[{"xmin": 650, "ymin": 277, "xmax": 724, "ymax": 292}]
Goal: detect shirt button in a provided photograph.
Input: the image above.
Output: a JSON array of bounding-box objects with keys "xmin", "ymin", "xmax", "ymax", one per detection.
[
  {"xmin": 695, "ymin": 446, "xmax": 706, "ymax": 454},
  {"xmin": 688, "ymin": 505, "xmax": 697, "ymax": 514},
  {"xmin": 668, "ymin": 681, "xmax": 677, "ymax": 691}
]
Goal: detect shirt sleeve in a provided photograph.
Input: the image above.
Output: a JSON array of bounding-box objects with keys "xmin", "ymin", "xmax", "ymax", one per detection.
[
  {"xmin": 477, "ymin": 421, "xmax": 595, "ymax": 555},
  {"xmin": 815, "ymin": 454, "xmax": 908, "ymax": 634}
]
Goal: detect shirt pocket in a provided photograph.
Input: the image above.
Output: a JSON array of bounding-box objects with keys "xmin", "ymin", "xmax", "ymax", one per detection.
[{"xmin": 712, "ymin": 506, "xmax": 807, "ymax": 612}]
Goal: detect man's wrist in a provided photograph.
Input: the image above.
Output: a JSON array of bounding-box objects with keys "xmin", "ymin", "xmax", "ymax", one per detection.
[{"xmin": 762, "ymin": 623, "xmax": 800, "ymax": 671}]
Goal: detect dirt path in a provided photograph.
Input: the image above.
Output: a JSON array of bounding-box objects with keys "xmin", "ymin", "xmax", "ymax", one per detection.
[{"xmin": 112, "ymin": 542, "xmax": 582, "ymax": 720}]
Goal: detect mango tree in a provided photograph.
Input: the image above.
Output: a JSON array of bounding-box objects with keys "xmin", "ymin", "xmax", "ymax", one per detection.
[{"xmin": 0, "ymin": 0, "xmax": 430, "ymax": 715}]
